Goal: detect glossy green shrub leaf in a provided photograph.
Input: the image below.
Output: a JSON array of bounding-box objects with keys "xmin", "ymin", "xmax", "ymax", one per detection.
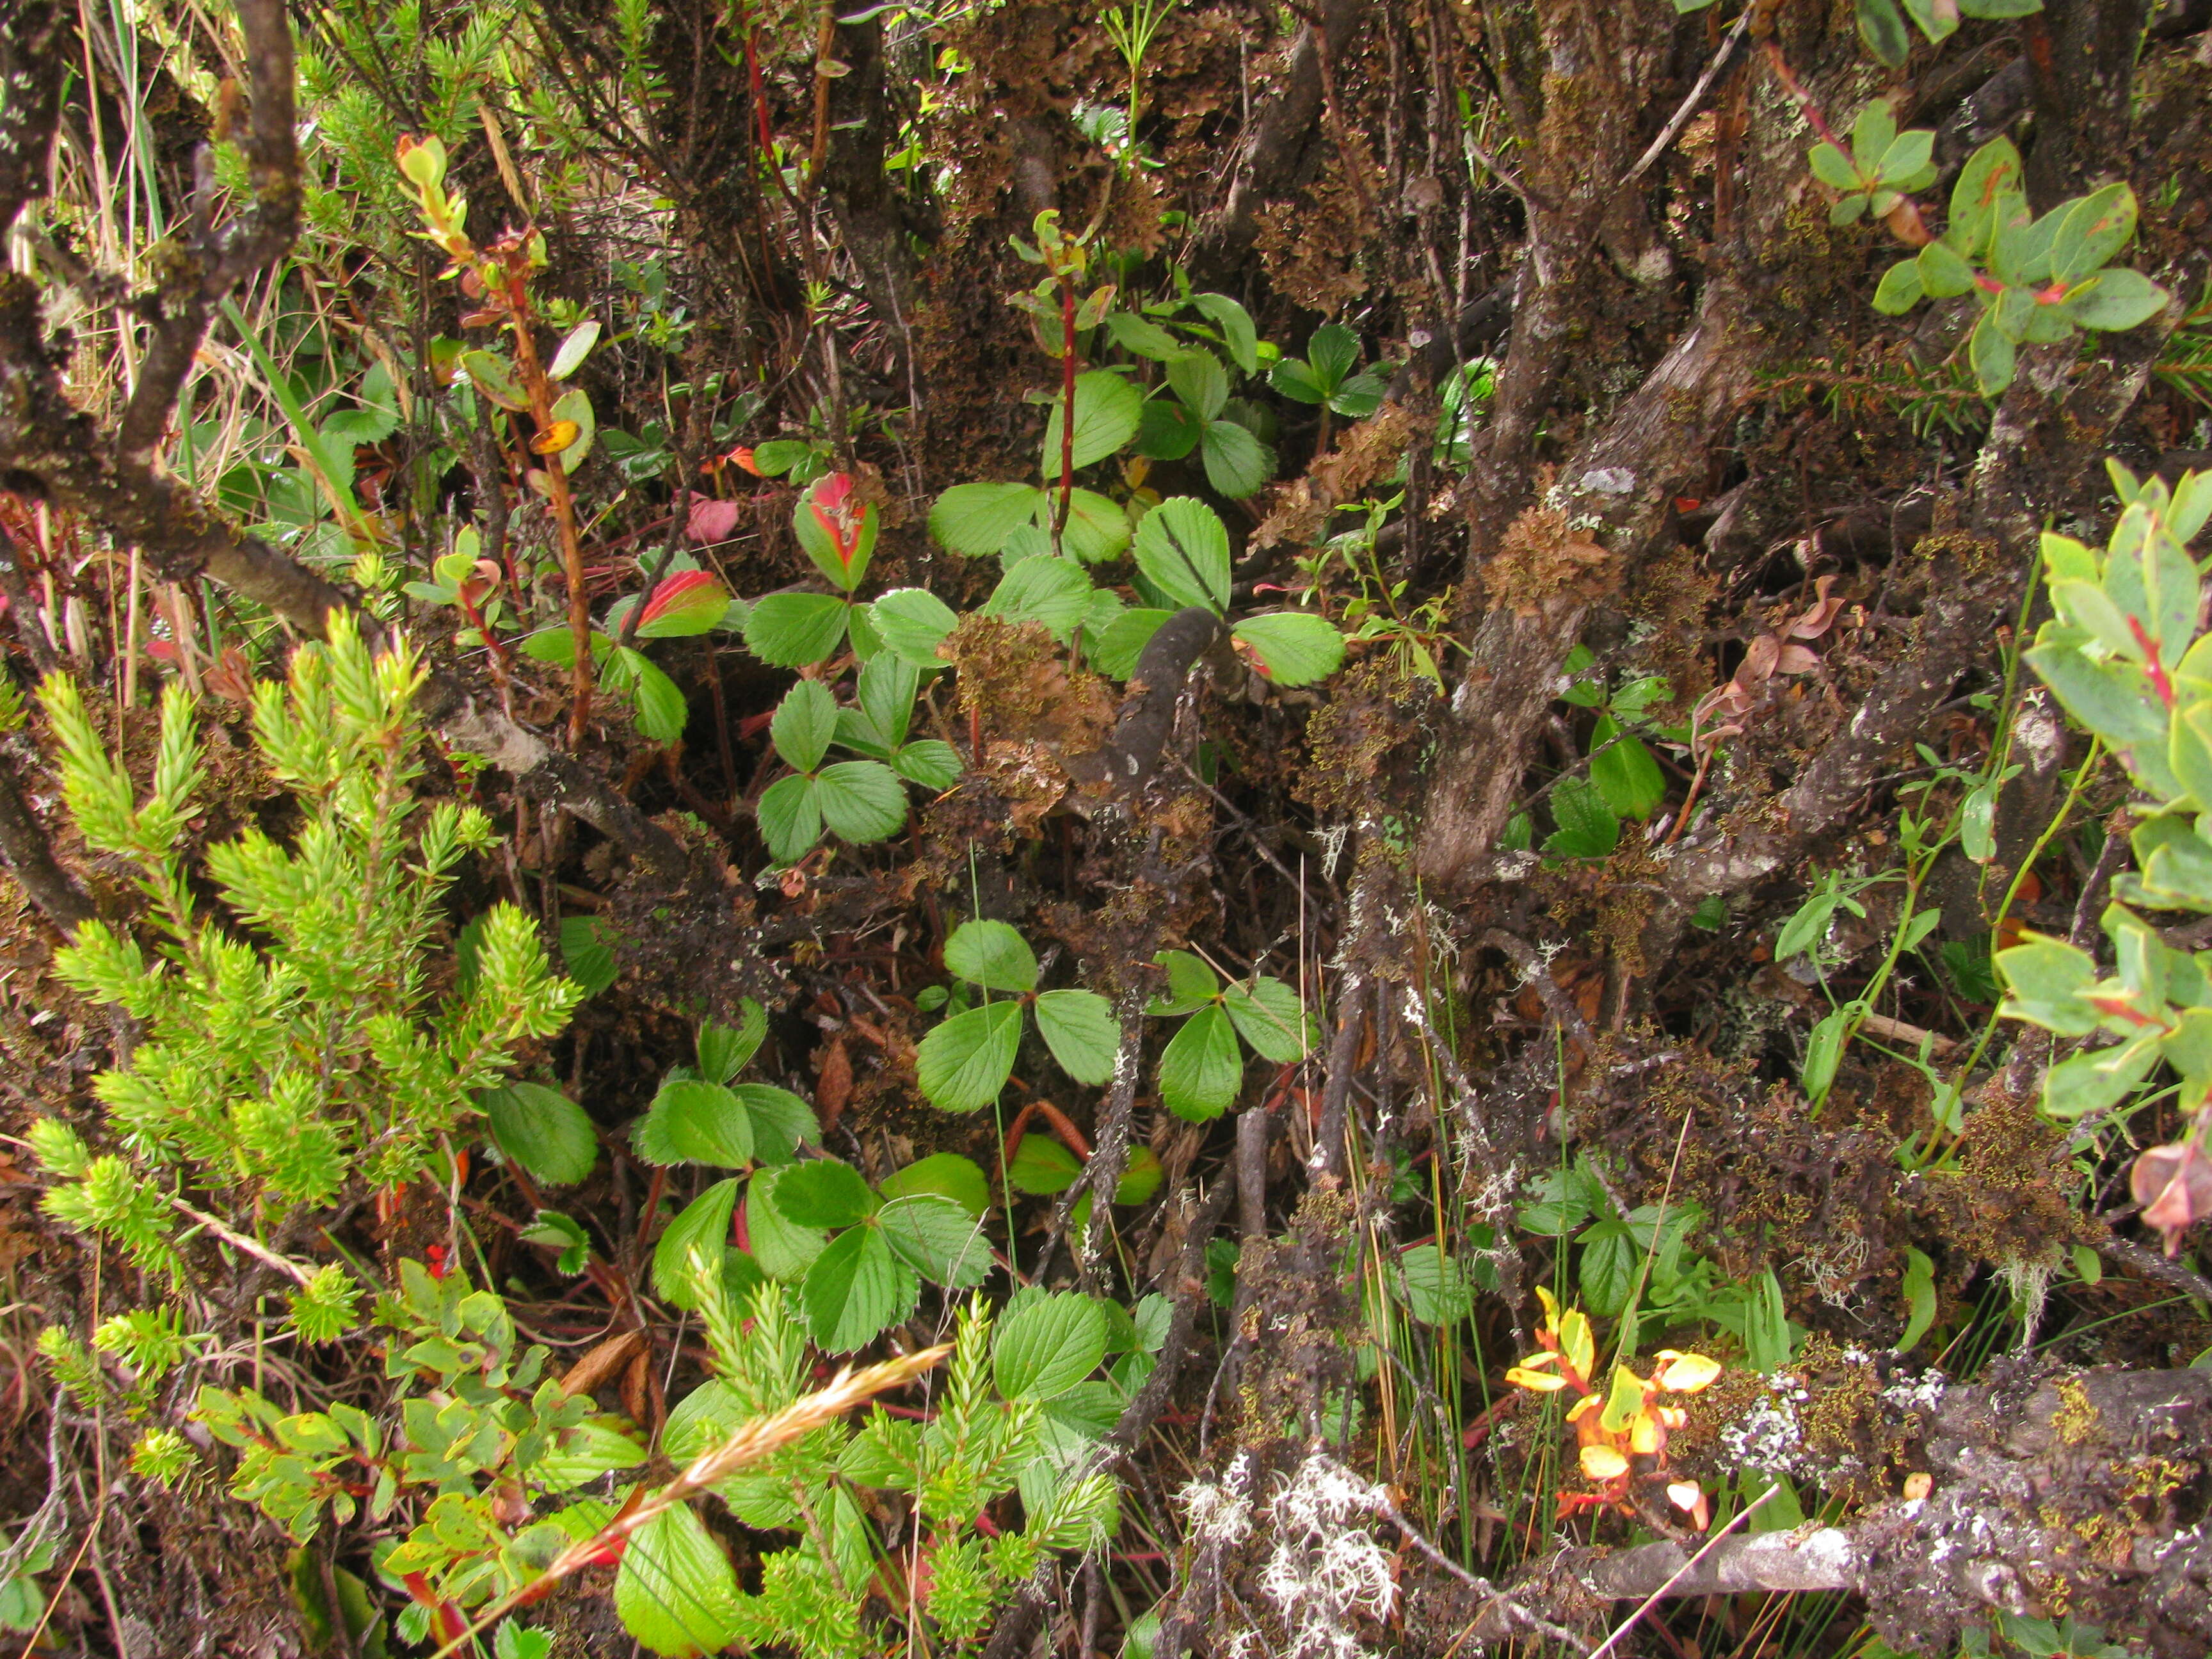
[
  {"xmin": 1034, "ymin": 989, "xmax": 1119, "ymax": 1084},
  {"xmin": 1041, "ymin": 371, "xmax": 1143, "ymax": 472},
  {"xmin": 485, "ymin": 1082, "xmax": 598, "ymax": 1186},
  {"xmin": 1917, "ymin": 239, "xmax": 1975, "ymax": 298},
  {"xmin": 1578, "ymin": 1219, "xmax": 1637, "ymax": 1317},
  {"xmin": 1190, "ymin": 293, "xmax": 1258, "ymax": 373},
  {"xmin": 1809, "ymin": 143, "xmax": 1861, "ymax": 192},
  {"xmin": 2050, "ymin": 182, "xmax": 2136, "ymax": 284},
  {"xmin": 1590, "ymin": 716, "xmax": 1667, "ymax": 821},
  {"xmin": 1105, "ymin": 310, "xmax": 1183, "ymax": 360},
  {"xmin": 1134, "ymin": 498, "xmax": 1230, "ymax": 614},
  {"xmin": 1872, "ymin": 257, "xmax": 1926, "ymax": 314},
  {"xmin": 1968, "ymin": 311, "xmax": 2016, "ymax": 396},
  {"xmin": 916, "ymin": 1001, "xmax": 1024, "ymax": 1112},
  {"xmin": 878, "ymin": 1152, "xmax": 990, "ymax": 1217},
  {"xmin": 1896, "ymin": 1246, "xmax": 1937, "ymax": 1354},
  {"xmin": 1856, "ymin": 0, "xmax": 1911, "ymax": 67},
  {"xmin": 547, "ymin": 319, "xmax": 600, "ymax": 381},
  {"xmin": 1994, "ymin": 934, "xmax": 2103, "ymax": 1036},
  {"xmin": 1900, "ymin": 0, "xmax": 1958, "ymax": 42},
  {"xmin": 2067, "ymin": 268, "xmax": 2168, "ymax": 332}
]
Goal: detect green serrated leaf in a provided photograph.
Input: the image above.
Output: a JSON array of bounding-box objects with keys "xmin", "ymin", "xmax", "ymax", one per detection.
[
  {"xmin": 773, "ymin": 1158, "xmax": 878, "ymax": 1229},
  {"xmin": 652, "ymin": 1179, "xmax": 739, "ymax": 1310},
  {"xmin": 1034, "ymin": 989, "xmax": 1119, "ymax": 1084},
  {"xmin": 994, "ymin": 1293, "xmax": 1109, "ymax": 1399},
  {"xmin": 1159, "ymin": 1004, "xmax": 1242, "ymax": 1121},
  {"xmin": 1221, "ymin": 975, "xmax": 1310, "ymax": 1062},
  {"xmin": 1133, "ymin": 498, "xmax": 1230, "ymax": 613},
  {"xmin": 915, "ymin": 1001, "xmax": 1025, "ymax": 1112},
  {"xmin": 771, "ymin": 679, "xmax": 839, "ymax": 774},
  {"xmin": 930, "ymin": 483, "xmax": 1047, "ymax": 557},
  {"xmin": 815, "ymin": 760, "xmax": 907, "ymax": 845},
  {"xmin": 802, "ymin": 1223, "xmax": 915, "ymax": 1350},
  {"xmin": 744, "ymin": 592, "xmax": 849, "ymax": 667}
]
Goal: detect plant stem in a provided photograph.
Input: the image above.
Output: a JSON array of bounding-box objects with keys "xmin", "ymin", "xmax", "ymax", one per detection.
[
  {"xmin": 504, "ymin": 274, "xmax": 595, "ymax": 745},
  {"xmin": 1055, "ymin": 278, "xmax": 1078, "ymax": 545}
]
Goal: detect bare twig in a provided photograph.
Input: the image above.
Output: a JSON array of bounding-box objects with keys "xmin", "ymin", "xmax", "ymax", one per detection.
[{"xmin": 1619, "ymin": 8, "xmax": 1752, "ymax": 187}]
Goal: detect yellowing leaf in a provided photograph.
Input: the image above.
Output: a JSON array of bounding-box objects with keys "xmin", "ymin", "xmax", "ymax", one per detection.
[
  {"xmin": 1534, "ymin": 1285, "xmax": 1561, "ymax": 1328},
  {"xmin": 1599, "ymin": 1365, "xmax": 1645, "ymax": 1434},
  {"xmin": 1628, "ymin": 1411, "xmax": 1662, "ymax": 1455},
  {"xmin": 1505, "ymin": 1366, "xmax": 1569, "ymax": 1393},
  {"xmin": 1655, "ymin": 1350, "xmax": 1723, "ymax": 1393},
  {"xmin": 532, "ymin": 420, "xmax": 581, "ymax": 454},
  {"xmin": 1667, "ymin": 1481, "xmax": 1704, "ymax": 1514},
  {"xmin": 1580, "ymin": 1444, "xmax": 1628, "ymax": 1482},
  {"xmin": 1559, "ymin": 1306, "xmax": 1595, "ymax": 1384}
]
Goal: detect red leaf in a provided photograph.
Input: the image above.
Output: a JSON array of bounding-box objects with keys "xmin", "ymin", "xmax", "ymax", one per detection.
[
  {"xmin": 636, "ymin": 568, "xmax": 732, "ymax": 637},
  {"xmin": 687, "ymin": 493, "xmax": 743, "ymax": 546}
]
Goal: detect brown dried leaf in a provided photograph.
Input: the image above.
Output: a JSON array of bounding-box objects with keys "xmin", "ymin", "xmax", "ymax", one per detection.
[
  {"xmin": 560, "ymin": 1329, "xmax": 646, "ymax": 1399},
  {"xmin": 817, "ymin": 1034, "xmax": 853, "ymax": 1132}
]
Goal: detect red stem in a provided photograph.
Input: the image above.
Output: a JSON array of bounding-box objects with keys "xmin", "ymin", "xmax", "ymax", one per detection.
[{"xmin": 1055, "ymin": 280, "xmax": 1077, "ymax": 540}]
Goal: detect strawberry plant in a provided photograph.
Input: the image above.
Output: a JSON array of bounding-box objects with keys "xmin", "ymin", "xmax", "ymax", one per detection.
[
  {"xmin": 916, "ymin": 921, "xmax": 1119, "ymax": 1112},
  {"xmin": 1144, "ymin": 949, "xmax": 1312, "ymax": 1121}
]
